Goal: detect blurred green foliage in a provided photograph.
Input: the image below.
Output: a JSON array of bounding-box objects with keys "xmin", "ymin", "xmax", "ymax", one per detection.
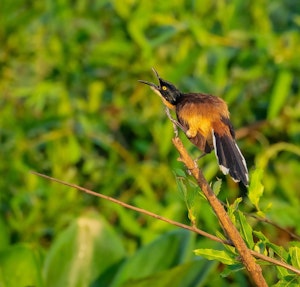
[{"xmin": 1, "ymin": 0, "xmax": 300, "ymax": 286}]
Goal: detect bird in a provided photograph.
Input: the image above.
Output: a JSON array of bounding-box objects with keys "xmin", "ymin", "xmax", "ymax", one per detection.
[{"xmin": 139, "ymin": 68, "xmax": 249, "ymax": 186}]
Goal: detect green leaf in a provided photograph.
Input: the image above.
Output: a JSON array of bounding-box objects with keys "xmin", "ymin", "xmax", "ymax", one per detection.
[
  {"xmin": 273, "ymin": 277, "xmax": 300, "ymax": 287},
  {"xmin": 194, "ymin": 249, "xmax": 237, "ymax": 265},
  {"xmin": 0, "ymin": 244, "xmax": 44, "ymax": 287},
  {"xmin": 44, "ymin": 213, "xmax": 126, "ymax": 287},
  {"xmin": 229, "ymin": 197, "xmax": 243, "ymax": 211},
  {"xmin": 248, "ymin": 169, "xmax": 264, "ymax": 210},
  {"xmin": 289, "ymin": 247, "xmax": 300, "ymax": 269},
  {"xmin": 253, "ymin": 231, "xmax": 288, "ymax": 261},
  {"xmin": 122, "ymin": 260, "xmax": 217, "ymax": 287},
  {"xmin": 215, "ymin": 231, "xmax": 237, "ymax": 255},
  {"xmin": 212, "ymin": 179, "xmax": 222, "ymax": 196},
  {"xmin": 227, "ymin": 197, "xmax": 243, "ymax": 225},
  {"xmin": 175, "ymin": 174, "xmax": 188, "ymax": 200},
  {"xmin": 253, "ymin": 230, "xmax": 268, "ymax": 242},
  {"xmin": 173, "ymin": 168, "xmax": 187, "ymax": 178},
  {"xmin": 110, "ymin": 230, "xmax": 194, "ymax": 287},
  {"xmin": 268, "ymin": 69, "xmax": 293, "ymax": 120},
  {"xmin": 220, "ymin": 263, "xmax": 245, "ymax": 277},
  {"xmin": 236, "ymin": 210, "xmax": 254, "ymax": 249}
]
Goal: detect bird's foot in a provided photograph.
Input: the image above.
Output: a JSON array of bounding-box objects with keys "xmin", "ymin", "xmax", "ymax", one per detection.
[{"xmin": 164, "ymin": 107, "xmax": 186, "ymax": 137}]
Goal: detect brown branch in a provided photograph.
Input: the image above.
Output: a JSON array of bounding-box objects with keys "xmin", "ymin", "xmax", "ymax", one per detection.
[
  {"xmin": 30, "ymin": 171, "xmax": 224, "ymax": 244},
  {"xmin": 248, "ymin": 214, "xmax": 300, "ymax": 241},
  {"xmin": 31, "ymin": 171, "xmax": 300, "ymax": 276},
  {"xmin": 172, "ymin": 137, "xmax": 268, "ymax": 287},
  {"xmin": 235, "ymin": 120, "xmax": 267, "ymax": 139}
]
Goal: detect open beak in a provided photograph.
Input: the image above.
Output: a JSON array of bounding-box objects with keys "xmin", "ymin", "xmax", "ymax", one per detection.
[{"xmin": 138, "ymin": 68, "xmax": 161, "ymax": 90}]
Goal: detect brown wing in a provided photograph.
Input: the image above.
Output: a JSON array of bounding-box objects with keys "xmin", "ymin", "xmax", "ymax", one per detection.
[{"xmin": 176, "ymin": 93, "xmax": 229, "ymax": 153}]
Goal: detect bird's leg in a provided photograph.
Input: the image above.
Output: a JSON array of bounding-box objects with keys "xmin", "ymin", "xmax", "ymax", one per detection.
[
  {"xmin": 164, "ymin": 107, "xmax": 185, "ymax": 137},
  {"xmin": 186, "ymin": 153, "xmax": 208, "ymax": 174}
]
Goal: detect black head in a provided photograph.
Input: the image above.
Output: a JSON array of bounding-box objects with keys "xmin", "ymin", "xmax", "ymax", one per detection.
[{"xmin": 138, "ymin": 68, "xmax": 182, "ymax": 105}]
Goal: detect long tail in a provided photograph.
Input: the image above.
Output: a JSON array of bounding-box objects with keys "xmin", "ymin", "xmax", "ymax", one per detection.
[{"xmin": 212, "ymin": 130, "xmax": 249, "ymax": 186}]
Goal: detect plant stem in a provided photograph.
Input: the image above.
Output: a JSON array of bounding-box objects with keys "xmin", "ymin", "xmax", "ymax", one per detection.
[{"xmin": 172, "ymin": 137, "xmax": 268, "ymax": 287}]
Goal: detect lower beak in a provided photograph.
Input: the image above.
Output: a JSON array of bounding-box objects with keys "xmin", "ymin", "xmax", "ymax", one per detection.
[{"xmin": 138, "ymin": 80, "xmax": 159, "ymax": 90}]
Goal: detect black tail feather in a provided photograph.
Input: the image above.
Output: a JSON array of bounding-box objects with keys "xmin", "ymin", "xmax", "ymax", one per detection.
[{"xmin": 212, "ymin": 131, "xmax": 249, "ymax": 186}]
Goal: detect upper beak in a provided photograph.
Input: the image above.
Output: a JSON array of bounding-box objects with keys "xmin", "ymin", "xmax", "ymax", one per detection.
[{"xmin": 138, "ymin": 68, "xmax": 161, "ymax": 90}]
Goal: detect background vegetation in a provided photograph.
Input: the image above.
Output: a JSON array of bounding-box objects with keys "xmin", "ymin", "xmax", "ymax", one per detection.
[{"xmin": 1, "ymin": 0, "xmax": 300, "ymax": 286}]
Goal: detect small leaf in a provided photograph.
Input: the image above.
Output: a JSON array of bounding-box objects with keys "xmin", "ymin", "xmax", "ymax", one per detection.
[
  {"xmin": 253, "ymin": 231, "xmax": 269, "ymax": 243},
  {"xmin": 230, "ymin": 197, "xmax": 243, "ymax": 211},
  {"xmin": 175, "ymin": 175, "xmax": 188, "ymax": 199},
  {"xmin": 220, "ymin": 263, "xmax": 244, "ymax": 277},
  {"xmin": 227, "ymin": 197, "xmax": 242, "ymax": 225},
  {"xmin": 236, "ymin": 210, "xmax": 254, "ymax": 249},
  {"xmin": 173, "ymin": 168, "xmax": 187, "ymax": 178},
  {"xmin": 216, "ymin": 231, "xmax": 236, "ymax": 254},
  {"xmin": 248, "ymin": 169, "xmax": 264, "ymax": 210},
  {"xmin": 273, "ymin": 277, "xmax": 300, "ymax": 287},
  {"xmin": 289, "ymin": 247, "xmax": 300, "ymax": 269},
  {"xmin": 194, "ymin": 249, "xmax": 237, "ymax": 265},
  {"xmin": 253, "ymin": 231, "xmax": 288, "ymax": 260},
  {"xmin": 253, "ymin": 241, "xmax": 268, "ymax": 256},
  {"xmin": 212, "ymin": 179, "xmax": 222, "ymax": 196}
]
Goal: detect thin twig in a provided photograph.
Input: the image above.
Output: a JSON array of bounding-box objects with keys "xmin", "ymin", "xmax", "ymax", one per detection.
[
  {"xmin": 248, "ymin": 214, "xmax": 300, "ymax": 241},
  {"xmin": 31, "ymin": 171, "xmax": 300, "ymax": 276},
  {"xmin": 30, "ymin": 172, "xmax": 227, "ymax": 244}
]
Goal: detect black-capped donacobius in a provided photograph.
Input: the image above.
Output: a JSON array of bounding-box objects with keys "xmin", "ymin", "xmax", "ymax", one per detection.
[{"xmin": 139, "ymin": 68, "xmax": 249, "ymax": 186}]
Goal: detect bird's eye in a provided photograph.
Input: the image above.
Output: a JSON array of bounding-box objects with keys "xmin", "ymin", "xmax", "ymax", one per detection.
[{"xmin": 162, "ymin": 86, "xmax": 167, "ymax": 90}]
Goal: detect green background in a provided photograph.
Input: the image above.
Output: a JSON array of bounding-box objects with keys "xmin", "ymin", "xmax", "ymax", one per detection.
[{"xmin": 1, "ymin": 0, "xmax": 300, "ymax": 286}]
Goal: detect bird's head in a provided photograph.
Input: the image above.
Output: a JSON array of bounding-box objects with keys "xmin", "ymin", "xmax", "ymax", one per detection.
[{"xmin": 139, "ymin": 68, "xmax": 181, "ymax": 106}]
